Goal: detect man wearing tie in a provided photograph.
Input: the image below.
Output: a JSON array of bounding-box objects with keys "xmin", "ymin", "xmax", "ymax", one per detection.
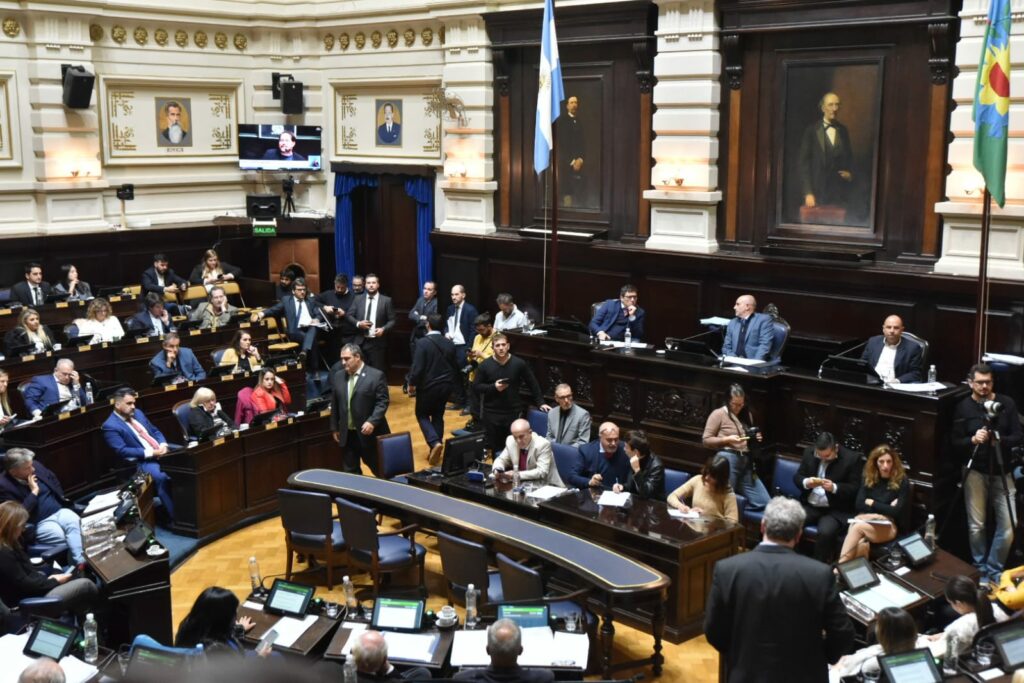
[
  {"xmin": 255, "ymin": 277, "xmax": 323, "ymax": 374},
  {"xmin": 721, "ymin": 294, "xmax": 774, "ymax": 361},
  {"xmin": 347, "ymin": 273, "xmax": 395, "ymax": 371},
  {"xmin": 330, "ymin": 344, "xmax": 390, "ymax": 475},
  {"xmin": 446, "ymin": 284, "xmax": 479, "ymax": 410},
  {"xmin": 799, "ymin": 91, "xmax": 853, "ymax": 210},
  {"xmin": 10, "ymin": 263, "xmax": 52, "ymax": 307},
  {"xmin": 22, "ymin": 359, "xmax": 89, "ymax": 416},
  {"xmin": 376, "ymin": 102, "xmax": 402, "ymax": 146}
]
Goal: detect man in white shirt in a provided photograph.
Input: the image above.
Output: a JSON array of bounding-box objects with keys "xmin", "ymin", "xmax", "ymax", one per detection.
[
  {"xmin": 255, "ymin": 277, "xmax": 324, "ymax": 375},
  {"xmin": 860, "ymin": 314, "xmax": 924, "ymax": 384},
  {"xmin": 347, "ymin": 273, "xmax": 395, "ymax": 371},
  {"xmin": 494, "ymin": 293, "xmax": 529, "ymax": 331}
]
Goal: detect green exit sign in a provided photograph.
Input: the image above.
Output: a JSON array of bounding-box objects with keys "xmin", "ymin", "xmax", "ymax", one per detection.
[{"xmin": 252, "ymin": 221, "xmax": 277, "ymax": 237}]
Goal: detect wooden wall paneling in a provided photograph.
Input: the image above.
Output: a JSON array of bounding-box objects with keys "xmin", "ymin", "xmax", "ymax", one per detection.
[
  {"xmin": 484, "ymin": 258, "xmax": 546, "ymax": 320},
  {"xmin": 933, "ymin": 305, "xmax": 1016, "ymax": 377},
  {"xmin": 642, "ymin": 277, "xmax": 704, "ymax": 346},
  {"xmin": 435, "ymin": 253, "xmax": 483, "ymax": 312}
]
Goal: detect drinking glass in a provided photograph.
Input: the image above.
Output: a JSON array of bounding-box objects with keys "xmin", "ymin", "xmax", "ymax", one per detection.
[
  {"xmin": 117, "ymin": 644, "xmax": 132, "ymax": 676},
  {"xmin": 975, "ymin": 641, "xmax": 995, "ymax": 667},
  {"xmin": 565, "ymin": 612, "xmax": 580, "ymax": 633}
]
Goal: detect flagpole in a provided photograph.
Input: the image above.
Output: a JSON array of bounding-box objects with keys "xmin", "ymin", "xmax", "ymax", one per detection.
[
  {"xmin": 541, "ymin": 171, "xmax": 549, "ymax": 322},
  {"xmin": 550, "ymin": 124, "xmax": 559, "ymax": 318},
  {"xmin": 973, "ymin": 188, "xmax": 993, "ymax": 362}
]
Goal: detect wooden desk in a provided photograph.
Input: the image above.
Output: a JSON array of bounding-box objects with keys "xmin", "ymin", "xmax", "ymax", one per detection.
[
  {"xmin": 86, "ymin": 539, "xmax": 172, "ymax": 647},
  {"xmin": 883, "ymin": 549, "xmax": 980, "ymax": 600},
  {"xmin": 323, "ymin": 622, "xmax": 455, "ymax": 672},
  {"xmin": 238, "ymin": 602, "xmax": 339, "ymax": 656},
  {"xmin": 0, "ymin": 295, "xmax": 140, "ymax": 336}
]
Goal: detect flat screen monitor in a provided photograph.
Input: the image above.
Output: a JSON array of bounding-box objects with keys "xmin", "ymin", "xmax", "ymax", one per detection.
[
  {"xmin": 993, "ymin": 623, "xmax": 1024, "ymax": 671},
  {"xmin": 23, "ymin": 618, "xmax": 77, "ymax": 660},
  {"xmin": 497, "ymin": 604, "xmax": 550, "ymax": 629},
  {"xmin": 837, "ymin": 557, "xmax": 879, "ymax": 593},
  {"xmin": 239, "ymin": 124, "xmax": 322, "ymax": 172},
  {"xmin": 878, "ymin": 648, "xmax": 942, "ymax": 683},
  {"xmin": 126, "ymin": 645, "xmax": 188, "ymax": 678},
  {"xmin": 896, "ymin": 532, "xmax": 936, "ymax": 568},
  {"xmin": 264, "ymin": 579, "xmax": 315, "ymax": 617},
  {"xmin": 442, "ymin": 432, "xmax": 486, "ymax": 475},
  {"xmin": 371, "ymin": 597, "xmax": 424, "ymax": 632}
]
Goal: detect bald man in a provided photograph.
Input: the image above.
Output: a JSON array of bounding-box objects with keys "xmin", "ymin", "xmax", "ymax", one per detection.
[
  {"xmin": 721, "ymin": 295, "xmax": 774, "ymax": 361},
  {"xmin": 22, "ymin": 359, "xmax": 89, "ymax": 415},
  {"xmin": 860, "ymin": 314, "xmax": 923, "ymax": 383},
  {"xmin": 567, "ymin": 422, "xmax": 630, "ymax": 491},
  {"xmin": 492, "ymin": 419, "xmax": 564, "ymax": 488},
  {"xmin": 18, "ymin": 658, "xmax": 64, "ymax": 683}
]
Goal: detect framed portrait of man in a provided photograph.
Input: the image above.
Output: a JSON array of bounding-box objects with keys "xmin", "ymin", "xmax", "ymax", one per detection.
[
  {"xmin": 776, "ymin": 60, "xmax": 882, "ymax": 231},
  {"xmin": 155, "ymin": 97, "xmax": 193, "ymax": 148},
  {"xmin": 375, "ymin": 99, "xmax": 402, "ymax": 147}
]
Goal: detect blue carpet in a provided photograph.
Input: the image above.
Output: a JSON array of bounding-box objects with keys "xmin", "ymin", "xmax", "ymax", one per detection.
[{"xmin": 154, "ymin": 526, "xmax": 198, "ymax": 570}]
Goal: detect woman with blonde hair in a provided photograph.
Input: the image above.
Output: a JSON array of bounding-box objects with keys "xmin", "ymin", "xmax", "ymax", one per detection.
[
  {"xmin": 72, "ymin": 297, "xmax": 125, "ymax": 344},
  {"xmin": 0, "ymin": 369, "xmax": 15, "ymax": 431},
  {"xmin": 187, "ymin": 387, "xmax": 236, "ymax": 439},
  {"xmin": 838, "ymin": 444, "xmax": 909, "ymax": 562},
  {"xmin": 3, "ymin": 308, "xmax": 54, "ymax": 355},
  {"xmin": 189, "ymin": 249, "xmax": 241, "ymax": 289}
]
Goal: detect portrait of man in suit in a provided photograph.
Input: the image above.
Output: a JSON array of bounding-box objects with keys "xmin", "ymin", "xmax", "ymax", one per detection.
[
  {"xmin": 156, "ymin": 98, "xmax": 192, "ymax": 147},
  {"xmin": 375, "ymin": 100, "xmax": 402, "ymax": 147}
]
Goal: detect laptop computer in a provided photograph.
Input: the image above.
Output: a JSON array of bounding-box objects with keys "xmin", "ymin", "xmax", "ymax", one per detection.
[
  {"xmin": 22, "ymin": 618, "xmax": 77, "ymax": 660},
  {"xmin": 371, "ymin": 597, "xmax": 425, "ymax": 632},
  {"xmin": 264, "ymin": 579, "xmax": 315, "ymax": 617},
  {"xmin": 250, "ymin": 409, "xmax": 281, "ymax": 428},
  {"xmin": 992, "ymin": 623, "xmax": 1024, "ymax": 671},
  {"xmin": 497, "ymin": 604, "xmax": 550, "ymax": 629},
  {"xmin": 837, "ymin": 557, "xmax": 880, "ymax": 593},
  {"xmin": 39, "ymin": 399, "xmax": 72, "ymax": 418},
  {"xmin": 877, "ymin": 648, "xmax": 942, "ymax": 683}
]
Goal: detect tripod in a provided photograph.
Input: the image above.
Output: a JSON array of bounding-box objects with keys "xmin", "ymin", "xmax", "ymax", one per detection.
[{"xmin": 282, "ymin": 175, "xmax": 296, "ymax": 216}]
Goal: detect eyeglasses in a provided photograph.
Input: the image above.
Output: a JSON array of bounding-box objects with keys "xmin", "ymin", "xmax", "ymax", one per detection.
[{"xmin": 555, "ymin": 394, "xmax": 573, "ymax": 400}]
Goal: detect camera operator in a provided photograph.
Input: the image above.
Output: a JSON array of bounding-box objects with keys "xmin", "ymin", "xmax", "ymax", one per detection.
[
  {"xmin": 952, "ymin": 362, "xmax": 1022, "ymax": 584},
  {"xmin": 702, "ymin": 384, "xmax": 769, "ymax": 511}
]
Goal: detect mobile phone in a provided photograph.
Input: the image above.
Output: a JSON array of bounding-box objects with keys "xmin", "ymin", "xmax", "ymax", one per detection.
[
  {"xmin": 256, "ymin": 629, "xmax": 278, "ymax": 656},
  {"xmin": 497, "ymin": 378, "xmax": 509, "ymax": 385}
]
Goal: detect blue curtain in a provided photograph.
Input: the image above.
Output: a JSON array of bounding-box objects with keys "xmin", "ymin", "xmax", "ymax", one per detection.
[
  {"xmin": 403, "ymin": 176, "xmax": 434, "ymax": 288},
  {"xmin": 333, "ymin": 173, "xmax": 378, "ymax": 278}
]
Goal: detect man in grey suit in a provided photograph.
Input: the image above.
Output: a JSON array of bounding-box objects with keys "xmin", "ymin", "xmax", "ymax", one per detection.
[
  {"xmin": 330, "ymin": 344, "xmax": 391, "ymax": 475},
  {"xmin": 705, "ymin": 497, "xmax": 854, "ymax": 682},
  {"xmin": 546, "ymin": 383, "xmax": 591, "ymax": 447},
  {"xmin": 492, "ymin": 419, "xmax": 563, "ymax": 487},
  {"xmin": 346, "ymin": 273, "xmax": 396, "ymax": 371}
]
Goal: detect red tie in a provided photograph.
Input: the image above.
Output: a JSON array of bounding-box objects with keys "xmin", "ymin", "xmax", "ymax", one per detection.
[
  {"xmin": 518, "ymin": 448, "xmax": 529, "ymax": 471},
  {"xmin": 130, "ymin": 418, "xmax": 160, "ymax": 449}
]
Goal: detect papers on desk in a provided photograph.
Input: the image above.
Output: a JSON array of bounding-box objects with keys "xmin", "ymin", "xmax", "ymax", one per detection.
[
  {"xmin": 381, "ymin": 631, "xmax": 439, "ymax": 663},
  {"xmin": 668, "ymin": 508, "xmax": 700, "ymax": 519},
  {"xmin": 700, "ymin": 316, "xmax": 731, "ymax": 326},
  {"xmin": 269, "ymin": 614, "xmax": 318, "ymax": 648},
  {"xmin": 886, "ymin": 381, "xmax": 945, "ymax": 393},
  {"xmin": 526, "ymin": 485, "xmax": 568, "ymax": 501},
  {"xmin": 599, "ymin": 341, "xmax": 653, "ymax": 350},
  {"xmin": 846, "ymin": 518, "xmax": 893, "ymax": 526},
  {"xmin": 82, "ymin": 490, "xmax": 122, "ymax": 517},
  {"xmin": 596, "ymin": 490, "xmax": 630, "ymax": 507},
  {"xmin": 451, "ymin": 628, "xmax": 586, "ymax": 669},
  {"xmin": 984, "ymin": 352, "xmax": 1024, "ymax": 366},
  {"xmin": 0, "ymin": 633, "xmax": 97, "ymax": 683},
  {"xmin": 843, "ymin": 574, "xmax": 922, "ymax": 614},
  {"xmin": 339, "ymin": 622, "xmax": 368, "ymax": 656},
  {"xmin": 722, "ymin": 355, "xmax": 766, "ymax": 367}
]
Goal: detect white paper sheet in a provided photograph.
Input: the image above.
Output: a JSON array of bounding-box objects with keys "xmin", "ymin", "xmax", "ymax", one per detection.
[
  {"xmin": 700, "ymin": 316, "xmax": 731, "ymax": 326},
  {"xmin": 82, "ymin": 490, "xmax": 123, "ymax": 516},
  {"xmin": 242, "ymin": 600, "xmax": 265, "ymax": 611},
  {"xmin": 381, "ymin": 632, "xmax": 438, "ymax": 663},
  {"xmin": 339, "ymin": 622, "xmax": 368, "ymax": 656},
  {"xmin": 0, "ymin": 634, "xmax": 97, "ymax": 683},
  {"xmin": 517, "ymin": 626, "xmax": 555, "ymax": 667},
  {"xmin": 722, "ymin": 355, "xmax": 766, "ymax": 367},
  {"xmin": 599, "ymin": 341, "xmax": 653, "ymax": 349},
  {"xmin": 984, "ymin": 352, "xmax": 1024, "ymax": 366},
  {"xmin": 845, "ymin": 575, "xmax": 921, "ymax": 613},
  {"xmin": 886, "ymin": 381, "xmax": 946, "ymax": 393},
  {"xmin": 551, "ymin": 631, "xmax": 589, "ymax": 669},
  {"xmin": 526, "ymin": 485, "xmax": 568, "ymax": 500},
  {"xmin": 979, "ymin": 667, "xmax": 1005, "ymax": 680},
  {"xmin": 596, "ymin": 491, "xmax": 630, "ymax": 507},
  {"xmin": 269, "ymin": 614, "xmax": 318, "ymax": 648},
  {"xmin": 450, "ymin": 630, "xmax": 489, "ymax": 667},
  {"xmin": 668, "ymin": 508, "xmax": 700, "ymax": 519}
]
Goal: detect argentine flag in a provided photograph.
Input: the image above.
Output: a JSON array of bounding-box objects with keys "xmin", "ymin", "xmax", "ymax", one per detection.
[{"xmin": 533, "ymin": 0, "xmax": 564, "ymax": 175}]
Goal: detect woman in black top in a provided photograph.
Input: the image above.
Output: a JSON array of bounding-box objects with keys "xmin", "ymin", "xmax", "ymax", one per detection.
[
  {"xmin": 187, "ymin": 387, "xmax": 237, "ymax": 440},
  {"xmin": 175, "ymin": 586, "xmax": 255, "ymax": 655},
  {"xmin": 52, "ymin": 264, "xmax": 92, "ymax": 301},
  {"xmin": 0, "ymin": 501, "xmax": 97, "ymax": 617},
  {"xmin": 613, "ymin": 429, "xmax": 665, "ymax": 500},
  {"xmin": 3, "ymin": 308, "xmax": 55, "ymax": 356},
  {"xmin": 839, "ymin": 444, "xmax": 909, "ymax": 562}
]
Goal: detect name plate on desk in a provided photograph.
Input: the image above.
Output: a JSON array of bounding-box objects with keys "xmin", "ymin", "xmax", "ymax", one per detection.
[
  {"xmin": 189, "ymin": 330, "xmax": 201, "ymax": 336},
  {"xmin": 78, "ymin": 345, "xmax": 92, "ymax": 353},
  {"xmin": 136, "ymin": 337, "xmax": 150, "ymax": 344},
  {"xmin": 0, "ymin": 309, "xmax": 10, "ymax": 316},
  {"xmin": 276, "ymin": 365, "xmax": 287, "ymax": 373},
  {"xmin": 58, "ymin": 412, "xmax": 70, "ymax": 421},
  {"xmin": 56, "ymin": 302, "xmax": 68, "ymax": 309},
  {"xmin": 319, "ymin": 409, "xmax": 331, "ymax": 417},
  {"xmin": 109, "ymin": 295, "xmax": 122, "ymax": 302},
  {"xmin": 22, "ymin": 355, "xmax": 34, "ymax": 362},
  {"xmin": 265, "ymin": 422, "xmax": 278, "ymax": 431},
  {"xmin": 240, "ymin": 322, "xmax": 251, "ymax": 328},
  {"xmin": 213, "ymin": 437, "xmax": 225, "ymax": 446},
  {"xmin": 163, "ymin": 384, "xmax": 177, "ymax": 392}
]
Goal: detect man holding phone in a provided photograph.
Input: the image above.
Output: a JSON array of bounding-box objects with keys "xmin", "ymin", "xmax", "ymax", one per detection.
[
  {"xmin": 472, "ymin": 333, "xmax": 550, "ymax": 455},
  {"xmin": 793, "ymin": 431, "xmax": 861, "ymax": 563}
]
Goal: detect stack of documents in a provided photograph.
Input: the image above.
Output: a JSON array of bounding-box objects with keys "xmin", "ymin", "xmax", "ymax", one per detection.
[{"xmin": 451, "ymin": 627, "xmax": 587, "ymax": 669}]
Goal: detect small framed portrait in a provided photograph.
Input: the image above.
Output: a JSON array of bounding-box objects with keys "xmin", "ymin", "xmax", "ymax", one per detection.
[
  {"xmin": 155, "ymin": 97, "xmax": 193, "ymax": 147},
  {"xmin": 375, "ymin": 99, "xmax": 402, "ymax": 147}
]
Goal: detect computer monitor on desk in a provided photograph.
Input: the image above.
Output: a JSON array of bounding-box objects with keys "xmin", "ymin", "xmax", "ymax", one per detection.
[
  {"xmin": 442, "ymin": 432, "xmax": 487, "ymax": 476},
  {"xmin": 818, "ymin": 355, "xmax": 882, "ymax": 386},
  {"xmin": 665, "ymin": 335, "xmax": 722, "ymax": 366},
  {"xmin": 542, "ymin": 318, "xmax": 590, "ymax": 343},
  {"xmin": 992, "ymin": 623, "xmax": 1024, "ymax": 672},
  {"xmin": 371, "ymin": 597, "xmax": 425, "ymax": 632}
]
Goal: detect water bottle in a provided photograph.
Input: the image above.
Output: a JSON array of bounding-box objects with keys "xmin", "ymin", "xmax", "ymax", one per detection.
[
  {"xmin": 623, "ymin": 327, "xmax": 632, "ymax": 351},
  {"xmin": 83, "ymin": 613, "xmax": 98, "ymax": 663},
  {"xmin": 85, "ymin": 382, "xmax": 94, "ymax": 405},
  {"xmin": 928, "ymin": 364, "xmax": 937, "ymax": 383},
  {"xmin": 925, "ymin": 514, "xmax": 936, "ymax": 548},
  {"xmin": 342, "ymin": 575, "xmax": 357, "ymax": 610},
  {"xmin": 343, "ymin": 658, "xmax": 358, "ymax": 683},
  {"xmin": 249, "ymin": 556, "xmax": 264, "ymax": 595},
  {"xmin": 465, "ymin": 583, "xmax": 478, "ymax": 629}
]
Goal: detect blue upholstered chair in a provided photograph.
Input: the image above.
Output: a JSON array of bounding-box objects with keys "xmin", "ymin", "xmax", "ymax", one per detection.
[
  {"xmin": 551, "ymin": 443, "xmax": 580, "ymax": 485},
  {"xmin": 664, "ymin": 468, "xmax": 691, "ymax": 497},
  {"xmin": 211, "ymin": 348, "xmax": 228, "ymax": 366},
  {"xmin": 526, "ymin": 407, "xmax": 547, "ymax": 438},
  {"xmin": 436, "ymin": 531, "xmax": 503, "ymax": 607},
  {"xmin": 277, "ymin": 488, "xmax": 346, "ymax": 590},
  {"xmin": 764, "ymin": 303, "xmax": 791, "ymax": 365},
  {"xmin": 376, "ymin": 432, "xmax": 415, "ymax": 483},
  {"xmin": 335, "ymin": 496, "xmax": 425, "ymax": 597},
  {"xmin": 172, "ymin": 400, "xmax": 192, "ymax": 441},
  {"xmin": 131, "ymin": 634, "xmax": 204, "ymax": 657}
]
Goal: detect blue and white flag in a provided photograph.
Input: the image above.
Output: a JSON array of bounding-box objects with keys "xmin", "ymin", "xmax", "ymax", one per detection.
[{"xmin": 533, "ymin": 0, "xmax": 564, "ymax": 175}]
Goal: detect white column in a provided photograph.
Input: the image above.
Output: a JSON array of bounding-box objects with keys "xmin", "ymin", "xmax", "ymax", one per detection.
[
  {"xmin": 436, "ymin": 15, "xmax": 497, "ymax": 235},
  {"xmin": 933, "ymin": 0, "xmax": 1024, "ymax": 280},
  {"xmin": 644, "ymin": 0, "xmax": 721, "ymax": 254}
]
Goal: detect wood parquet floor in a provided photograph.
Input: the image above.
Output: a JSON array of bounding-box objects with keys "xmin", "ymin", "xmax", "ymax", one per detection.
[{"xmin": 169, "ymin": 387, "xmax": 719, "ymax": 681}]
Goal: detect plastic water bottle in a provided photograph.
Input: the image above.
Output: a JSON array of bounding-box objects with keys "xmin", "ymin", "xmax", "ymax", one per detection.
[
  {"xmin": 249, "ymin": 556, "xmax": 263, "ymax": 595},
  {"xmin": 928, "ymin": 365, "xmax": 937, "ymax": 383},
  {"xmin": 83, "ymin": 613, "xmax": 98, "ymax": 663},
  {"xmin": 85, "ymin": 382, "xmax": 94, "ymax": 405},
  {"xmin": 623, "ymin": 327, "xmax": 632, "ymax": 351},
  {"xmin": 342, "ymin": 575, "xmax": 357, "ymax": 610},
  {"xmin": 465, "ymin": 583, "xmax": 478, "ymax": 629},
  {"xmin": 343, "ymin": 658, "xmax": 358, "ymax": 683},
  {"xmin": 925, "ymin": 514, "xmax": 936, "ymax": 548}
]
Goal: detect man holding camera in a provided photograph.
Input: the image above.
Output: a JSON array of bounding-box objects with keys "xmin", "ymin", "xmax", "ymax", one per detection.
[
  {"xmin": 473, "ymin": 333, "xmax": 549, "ymax": 455},
  {"xmin": 953, "ymin": 363, "xmax": 1022, "ymax": 583}
]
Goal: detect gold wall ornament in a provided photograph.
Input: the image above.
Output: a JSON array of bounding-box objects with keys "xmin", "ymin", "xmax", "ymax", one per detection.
[
  {"xmin": 403, "ymin": 28, "xmax": 415, "ymax": 47},
  {"xmin": 354, "ymin": 32, "xmax": 365, "ymax": 50},
  {"xmin": 370, "ymin": 30, "xmax": 382, "ymax": 49},
  {"xmin": 133, "ymin": 27, "xmax": 148, "ymax": 46},
  {"xmin": 209, "ymin": 94, "xmax": 231, "ymax": 119},
  {"xmin": 439, "ymin": 25, "xmax": 445, "ymax": 45},
  {"xmin": 233, "ymin": 33, "xmax": 247, "ymax": 51},
  {"xmin": 422, "ymin": 126, "xmax": 440, "ymax": 154},
  {"xmin": 175, "ymin": 30, "xmax": 187, "ymax": 47},
  {"xmin": 339, "ymin": 33, "xmax": 350, "ymax": 50},
  {"xmin": 154, "ymin": 28, "xmax": 168, "ymax": 46},
  {"xmin": 109, "ymin": 90, "xmax": 135, "ymax": 117},
  {"xmin": 210, "ymin": 124, "xmax": 232, "ymax": 150},
  {"xmin": 112, "ymin": 25, "xmax": 127, "ymax": 44},
  {"xmin": 420, "ymin": 28, "xmax": 433, "ymax": 47},
  {"xmin": 386, "ymin": 29, "xmax": 398, "ymax": 48},
  {"xmin": 111, "ymin": 123, "xmax": 136, "ymax": 151},
  {"xmin": 89, "ymin": 24, "xmax": 104, "ymax": 42},
  {"xmin": 323, "ymin": 34, "xmax": 334, "ymax": 51},
  {"xmin": 341, "ymin": 126, "xmax": 357, "ymax": 150},
  {"xmin": 194, "ymin": 31, "xmax": 208, "ymax": 48},
  {"xmin": 339, "ymin": 94, "xmax": 357, "ymax": 119},
  {"xmin": 214, "ymin": 32, "xmax": 227, "ymax": 49},
  {"xmin": 2, "ymin": 18, "xmax": 19, "ymax": 39}
]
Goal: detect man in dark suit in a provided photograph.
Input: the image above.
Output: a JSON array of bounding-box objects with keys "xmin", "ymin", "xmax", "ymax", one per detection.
[
  {"xmin": 721, "ymin": 294, "xmax": 774, "ymax": 361},
  {"xmin": 346, "ymin": 273, "xmax": 395, "ymax": 371},
  {"xmin": 0, "ymin": 448, "xmax": 84, "ymax": 564},
  {"xmin": 705, "ymin": 496, "xmax": 854, "ymax": 683},
  {"xmin": 567, "ymin": 422, "xmax": 630, "ymax": 491},
  {"xmin": 349, "ymin": 629, "xmax": 430, "ymax": 682},
  {"xmin": 148, "ymin": 333, "xmax": 206, "ymax": 383},
  {"xmin": 317, "ymin": 273, "xmax": 360, "ymax": 362},
  {"xmin": 546, "ymin": 383, "xmax": 592, "ymax": 447},
  {"xmin": 793, "ymin": 431, "xmax": 862, "ymax": 563},
  {"xmin": 376, "ymin": 103, "xmax": 401, "ymax": 146},
  {"xmin": 141, "ymin": 253, "xmax": 188, "ymax": 299},
  {"xmin": 23, "ymin": 359, "xmax": 89, "ymax": 415},
  {"xmin": 101, "ymin": 388, "xmax": 176, "ymax": 521},
  {"xmin": 408, "ymin": 314, "xmax": 457, "ymax": 465},
  {"xmin": 588, "ymin": 284, "xmax": 645, "ymax": 342},
  {"xmin": 261, "ymin": 131, "xmax": 306, "ymax": 161},
  {"xmin": 331, "ymin": 343, "xmax": 390, "ymax": 475},
  {"xmin": 255, "ymin": 277, "xmax": 324, "ymax": 374},
  {"xmin": 405, "ymin": 280, "xmax": 438, "ymax": 390},
  {"xmin": 454, "ymin": 618, "xmax": 555, "ymax": 682},
  {"xmin": 798, "ymin": 91, "xmax": 854, "ymax": 211},
  {"xmin": 128, "ymin": 293, "xmax": 173, "ymax": 338},
  {"xmin": 860, "ymin": 314, "xmax": 924, "ymax": 384},
  {"xmin": 10, "ymin": 262, "xmax": 52, "ymax": 307},
  {"xmin": 446, "ymin": 284, "xmax": 479, "ymax": 410}
]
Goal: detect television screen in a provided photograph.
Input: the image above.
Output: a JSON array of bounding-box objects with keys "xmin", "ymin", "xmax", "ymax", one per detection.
[{"xmin": 239, "ymin": 124, "xmax": 322, "ymax": 171}]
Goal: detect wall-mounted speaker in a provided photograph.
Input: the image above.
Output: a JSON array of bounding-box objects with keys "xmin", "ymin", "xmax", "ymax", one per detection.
[
  {"xmin": 247, "ymin": 193, "xmax": 282, "ymax": 219},
  {"xmin": 61, "ymin": 64, "xmax": 95, "ymax": 109},
  {"xmin": 281, "ymin": 81, "xmax": 304, "ymax": 115}
]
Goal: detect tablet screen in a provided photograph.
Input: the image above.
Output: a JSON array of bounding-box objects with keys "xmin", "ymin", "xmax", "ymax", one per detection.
[
  {"xmin": 898, "ymin": 533, "xmax": 934, "ymax": 564},
  {"xmin": 24, "ymin": 619, "xmax": 76, "ymax": 660},
  {"xmin": 879, "ymin": 649, "xmax": 942, "ymax": 683},
  {"xmin": 371, "ymin": 598, "xmax": 424, "ymax": 631},
  {"xmin": 497, "ymin": 604, "xmax": 550, "ymax": 629},
  {"xmin": 265, "ymin": 579, "xmax": 314, "ymax": 616},
  {"xmin": 126, "ymin": 645, "xmax": 187, "ymax": 677},
  {"xmin": 994, "ymin": 624, "xmax": 1024, "ymax": 670},
  {"xmin": 838, "ymin": 557, "xmax": 878, "ymax": 592}
]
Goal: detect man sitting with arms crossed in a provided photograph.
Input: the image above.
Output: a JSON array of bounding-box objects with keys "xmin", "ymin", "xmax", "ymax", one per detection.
[
  {"xmin": 189, "ymin": 285, "xmax": 237, "ymax": 330},
  {"xmin": 0, "ymin": 448, "xmax": 84, "ymax": 566},
  {"xmin": 454, "ymin": 618, "xmax": 555, "ymax": 682},
  {"xmin": 22, "ymin": 359, "xmax": 89, "ymax": 417},
  {"xmin": 567, "ymin": 421, "xmax": 630, "ymax": 491},
  {"xmin": 492, "ymin": 418, "xmax": 564, "ymax": 488}
]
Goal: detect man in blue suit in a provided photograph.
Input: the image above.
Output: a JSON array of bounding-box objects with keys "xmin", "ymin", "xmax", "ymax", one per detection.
[
  {"xmin": 567, "ymin": 422, "xmax": 630, "ymax": 491},
  {"xmin": 254, "ymin": 277, "xmax": 323, "ymax": 374},
  {"xmin": 721, "ymin": 294, "xmax": 774, "ymax": 361},
  {"xmin": 589, "ymin": 284, "xmax": 645, "ymax": 342},
  {"xmin": 376, "ymin": 102, "xmax": 401, "ymax": 145},
  {"xmin": 860, "ymin": 315, "xmax": 923, "ymax": 383},
  {"xmin": 101, "ymin": 388, "xmax": 177, "ymax": 520},
  {"xmin": 23, "ymin": 359, "xmax": 89, "ymax": 416},
  {"xmin": 446, "ymin": 284, "xmax": 479, "ymax": 410},
  {"xmin": 149, "ymin": 332, "xmax": 206, "ymax": 383},
  {"xmin": 128, "ymin": 293, "xmax": 173, "ymax": 337}
]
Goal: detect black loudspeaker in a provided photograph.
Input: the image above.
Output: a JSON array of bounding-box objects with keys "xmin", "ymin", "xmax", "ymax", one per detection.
[
  {"xmin": 247, "ymin": 193, "xmax": 282, "ymax": 219},
  {"xmin": 116, "ymin": 184, "xmax": 134, "ymax": 201},
  {"xmin": 61, "ymin": 64, "xmax": 94, "ymax": 109},
  {"xmin": 281, "ymin": 81, "xmax": 304, "ymax": 115}
]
